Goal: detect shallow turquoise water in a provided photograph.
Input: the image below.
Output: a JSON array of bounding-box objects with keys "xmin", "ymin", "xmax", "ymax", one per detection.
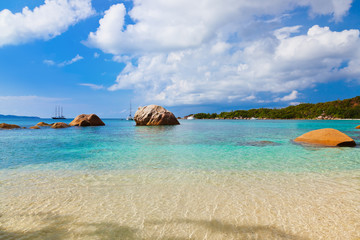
[
  {"xmin": 1, "ymin": 118, "xmax": 360, "ymax": 173},
  {"xmin": 1, "ymin": 118, "xmax": 360, "ymax": 239}
]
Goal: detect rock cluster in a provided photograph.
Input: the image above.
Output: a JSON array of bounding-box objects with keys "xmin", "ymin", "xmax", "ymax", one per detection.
[
  {"xmin": 315, "ymin": 115, "xmax": 339, "ymax": 120},
  {"xmin": 69, "ymin": 114, "xmax": 105, "ymax": 127},
  {"xmin": 134, "ymin": 105, "xmax": 180, "ymax": 126},
  {"xmin": 294, "ymin": 128, "xmax": 356, "ymax": 147}
]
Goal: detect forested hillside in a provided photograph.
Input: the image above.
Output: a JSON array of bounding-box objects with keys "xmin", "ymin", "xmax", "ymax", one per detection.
[{"xmin": 194, "ymin": 96, "xmax": 360, "ymax": 119}]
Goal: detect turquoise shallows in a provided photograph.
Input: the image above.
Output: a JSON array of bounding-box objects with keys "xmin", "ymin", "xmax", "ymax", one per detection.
[{"xmin": 1, "ymin": 118, "xmax": 359, "ymax": 172}]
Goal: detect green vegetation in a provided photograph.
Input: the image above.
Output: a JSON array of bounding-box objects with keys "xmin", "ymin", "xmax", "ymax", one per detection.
[{"xmin": 193, "ymin": 96, "xmax": 360, "ymax": 119}]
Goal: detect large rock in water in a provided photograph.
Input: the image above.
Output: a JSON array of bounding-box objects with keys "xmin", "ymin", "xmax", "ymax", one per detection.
[
  {"xmin": 37, "ymin": 122, "xmax": 52, "ymax": 127},
  {"xmin": 356, "ymin": 125, "xmax": 360, "ymax": 129},
  {"xmin": 134, "ymin": 105, "xmax": 180, "ymax": 126},
  {"xmin": 51, "ymin": 122, "xmax": 70, "ymax": 129},
  {"xmin": 0, "ymin": 123, "xmax": 21, "ymax": 129},
  {"xmin": 294, "ymin": 128, "xmax": 356, "ymax": 147},
  {"xmin": 69, "ymin": 114, "xmax": 105, "ymax": 127}
]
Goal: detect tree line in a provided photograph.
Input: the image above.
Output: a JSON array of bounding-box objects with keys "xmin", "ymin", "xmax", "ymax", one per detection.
[{"xmin": 193, "ymin": 96, "xmax": 360, "ymax": 119}]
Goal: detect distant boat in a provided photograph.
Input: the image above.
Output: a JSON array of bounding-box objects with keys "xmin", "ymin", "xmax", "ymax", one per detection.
[
  {"xmin": 52, "ymin": 106, "xmax": 66, "ymax": 119},
  {"xmin": 250, "ymin": 117, "xmax": 257, "ymax": 120},
  {"xmin": 126, "ymin": 102, "xmax": 134, "ymax": 121},
  {"xmin": 187, "ymin": 115, "xmax": 195, "ymax": 120}
]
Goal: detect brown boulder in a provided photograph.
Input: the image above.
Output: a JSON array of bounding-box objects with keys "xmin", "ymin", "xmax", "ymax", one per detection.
[
  {"xmin": 356, "ymin": 125, "xmax": 360, "ymax": 129},
  {"xmin": 134, "ymin": 105, "xmax": 180, "ymax": 126},
  {"xmin": 294, "ymin": 128, "xmax": 356, "ymax": 147},
  {"xmin": 30, "ymin": 126, "xmax": 40, "ymax": 129},
  {"xmin": 0, "ymin": 123, "xmax": 21, "ymax": 129},
  {"xmin": 51, "ymin": 122, "xmax": 70, "ymax": 129},
  {"xmin": 37, "ymin": 122, "xmax": 52, "ymax": 127},
  {"xmin": 69, "ymin": 114, "xmax": 105, "ymax": 127}
]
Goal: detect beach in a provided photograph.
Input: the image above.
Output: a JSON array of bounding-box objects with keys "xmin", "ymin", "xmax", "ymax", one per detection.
[{"xmin": 1, "ymin": 119, "xmax": 359, "ymax": 239}]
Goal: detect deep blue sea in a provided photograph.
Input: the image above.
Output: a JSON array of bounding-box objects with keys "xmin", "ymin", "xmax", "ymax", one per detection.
[{"xmin": 1, "ymin": 118, "xmax": 359, "ymax": 239}]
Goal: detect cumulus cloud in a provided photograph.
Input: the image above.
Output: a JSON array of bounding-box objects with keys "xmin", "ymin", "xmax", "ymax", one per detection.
[
  {"xmin": 0, "ymin": 0, "xmax": 94, "ymax": 47},
  {"xmin": 86, "ymin": 0, "xmax": 352, "ymax": 55},
  {"xmin": 108, "ymin": 25, "xmax": 360, "ymax": 106},
  {"xmin": 87, "ymin": 0, "xmax": 358, "ymax": 106},
  {"xmin": 79, "ymin": 83, "xmax": 104, "ymax": 90}
]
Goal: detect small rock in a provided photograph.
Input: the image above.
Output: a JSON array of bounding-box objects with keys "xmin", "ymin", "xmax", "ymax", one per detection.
[
  {"xmin": 238, "ymin": 141, "xmax": 281, "ymax": 147},
  {"xmin": 0, "ymin": 123, "xmax": 21, "ymax": 129},
  {"xmin": 51, "ymin": 122, "xmax": 70, "ymax": 129},
  {"xmin": 30, "ymin": 126, "xmax": 40, "ymax": 129},
  {"xmin": 37, "ymin": 122, "xmax": 52, "ymax": 127}
]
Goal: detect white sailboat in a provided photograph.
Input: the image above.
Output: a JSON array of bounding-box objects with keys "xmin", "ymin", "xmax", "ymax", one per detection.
[{"xmin": 126, "ymin": 102, "xmax": 134, "ymax": 121}]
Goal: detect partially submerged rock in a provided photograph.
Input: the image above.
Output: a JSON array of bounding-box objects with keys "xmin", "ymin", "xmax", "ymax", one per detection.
[
  {"xmin": 51, "ymin": 122, "xmax": 70, "ymax": 129},
  {"xmin": 69, "ymin": 114, "xmax": 105, "ymax": 127},
  {"xmin": 37, "ymin": 122, "xmax": 52, "ymax": 127},
  {"xmin": 356, "ymin": 125, "xmax": 360, "ymax": 129},
  {"xmin": 134, "ymin": 105, "xmax": 180, "ymax": 126},
  {"xmin": 30, "ymin": 125, "xmax": 40, "ymax": 129},
  {"xmin": 0, "ymin": 123, "xmax": 21, "ymax": 129},
  {"xmin": 238, "ymin": 141, "xmax": 281, "ymax": 147},
  {"xmin": 294, "ymin": 128, "xmax": 356, "ymax": 147}
]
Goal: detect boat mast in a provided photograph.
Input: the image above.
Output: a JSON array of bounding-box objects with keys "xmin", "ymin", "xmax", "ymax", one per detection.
[{"xmin": 130, "ymin": 101, "xmax": 132, "ymax": 117}]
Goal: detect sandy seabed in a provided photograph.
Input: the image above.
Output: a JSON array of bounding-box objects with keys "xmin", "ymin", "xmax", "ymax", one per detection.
[{"xmin": 0, "ymin": 169, "xmax": 359, "ymax": 240}]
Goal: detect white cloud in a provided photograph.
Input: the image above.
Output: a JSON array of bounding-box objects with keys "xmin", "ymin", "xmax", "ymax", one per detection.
[
  {"xmin": 274, "ymin": 90, "xmax": 299, "ymax": 102},
  {"xmin": 58, "ymin": 54, "xmax": 84, "ymax": 66},
  {"xmin": 86, "ymin": 0, "xmax": 358, "ymax": 106},
  {"xmin": 43, "ymin": 59, "xmax": 56, "ymax": 66},
  {"xmin": 299, "ymin": 0, "xmax": 352, "ymax": 22},
  {"xmin": 79, "ymin": 83, "xmax": 104, "ymax": 90},
  {"xmin": 0, "ymin": 0, "xmax": 94, "ymax": 47},
  {"xmin": 94, "ymin": 52, "xmax": 100, "ymax": 58},
  {"xmin": 108, "ymin": 25, "xmax": 360, "ymax": 106},
  {"xmin": 44, "ymin": 54, "xmax": 84, "ymax": 67},
  {"xmin": 86, "ymin": 0, "xmax": 352, "ymax": 55}
]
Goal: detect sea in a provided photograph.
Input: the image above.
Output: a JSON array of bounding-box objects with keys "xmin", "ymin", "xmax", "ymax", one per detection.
[{"xmin": 0, "ymin": 118, "xmax": 359, "ymax": 239}]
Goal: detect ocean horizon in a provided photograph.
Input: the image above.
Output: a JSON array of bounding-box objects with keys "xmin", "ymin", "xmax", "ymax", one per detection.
[{"xmin": 1, "ymin": 118, "xmax": 359, "ymax": 239}]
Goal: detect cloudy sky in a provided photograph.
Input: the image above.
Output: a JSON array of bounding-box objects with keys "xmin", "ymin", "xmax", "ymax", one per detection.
[{"xmin": 0, "ymin": 0, "xmax": 360, "ymax": 118}]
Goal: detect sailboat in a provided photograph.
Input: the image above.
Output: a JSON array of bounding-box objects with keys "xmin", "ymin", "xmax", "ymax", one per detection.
[
  {"xmin": 52, "ymin": 106, "xmax": 66, "ymax": 119},
  {"xmin": 126, "ymin": 102, "xmax": 134, "ymax": 121}
]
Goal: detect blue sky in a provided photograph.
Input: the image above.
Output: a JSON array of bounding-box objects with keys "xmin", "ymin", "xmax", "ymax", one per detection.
[{"xmin": 0, "ymin": 0, "xmax": 360, "ymax": 118}]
